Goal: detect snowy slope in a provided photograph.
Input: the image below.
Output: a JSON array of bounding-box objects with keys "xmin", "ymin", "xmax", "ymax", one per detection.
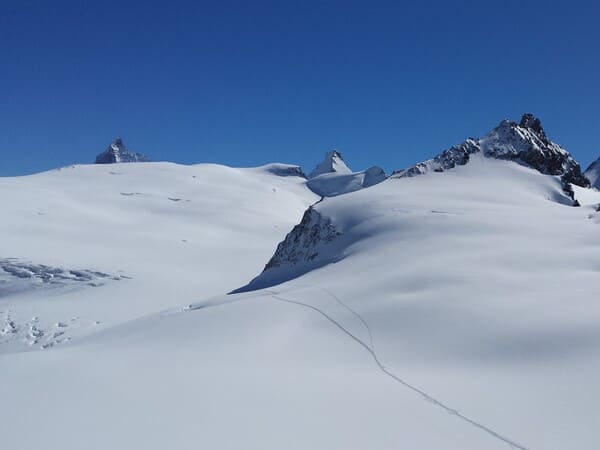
[
  {"xmin": 0, "ymin": 162, "xmax": 317, "ymax": 352},
  {"xmin": 2, "ymin": 156, "xmax": 600, "ymax": 450}
]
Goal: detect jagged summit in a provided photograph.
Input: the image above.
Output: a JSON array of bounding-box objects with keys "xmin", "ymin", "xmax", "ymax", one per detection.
[
  {"xmin": 519, "ymin": 113, "xmax": 548, "ymax": 143},
  {"xmin": 308, "ymin": 149, "xmax": 352, "ymax": 179},
  {"xmin": 393, "ymin": 114, "xmax": 589, "ymax": 187},
  {"xmin": 95, "ymin": 138, "xmax": 150, "ymax": 164}
]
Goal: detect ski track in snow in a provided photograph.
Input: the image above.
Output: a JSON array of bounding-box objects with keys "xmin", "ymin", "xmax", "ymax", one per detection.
[
  {"xmin": 319, "ymin": 287, "xmax": 376, "ymax": 354},
  {"xmin": 269, "ymin": 289, "xmax": 532, "ymax": 450}
]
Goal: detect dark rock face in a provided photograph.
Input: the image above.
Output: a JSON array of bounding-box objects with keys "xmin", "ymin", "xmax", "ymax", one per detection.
[
  {"xmin": 95, "ymin": 138, "xmax": 150, "ymax": 164},
  {"xmin": 393, "ymin": 114, "xmax": 590, "ymax": 187},
  {"xmin": 231, "ymin": 205, "xmax": 341, "ymax": 293},
  {"xmin": 264, "ymin": 206, "xmax": 340, "ymax": 270},
  {"xmin": 519, "ymin": 113, "xmax": 548, "ymax": 144}
]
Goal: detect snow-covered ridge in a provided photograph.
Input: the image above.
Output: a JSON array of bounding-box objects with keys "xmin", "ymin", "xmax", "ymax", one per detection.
[
  {"xmin": 392, "ymin": 113, "xmax": 589, "ymax": 187},
  {"xmin": 306, "ymin": 150, "xmax": 388, "ymax": 197},
  {"xmin": 307, "ymin": 165, "xmax": 387, "ymax": 197},
  {"xmin": 95, "ymin": 137, "xmax": 150, "ymax": 163},
  {"xmin": 243, "ymin": 155, "xmax": 584, "ymax": 291}
]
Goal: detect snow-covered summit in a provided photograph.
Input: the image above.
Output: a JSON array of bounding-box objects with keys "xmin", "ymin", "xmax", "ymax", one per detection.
[
  {"xmin": 308, "ymin": 149, "xmax": 352, "ymax": 178},
  {"xmin": 305, "ymin": 149, "xmax": 387, "ymax": 197},
  {"xmin": 393, "ymin": 114, "xmax": 589, "ymax": 187},
  {"xmin": 95, "ymin": 138, "xmax": 150, "ymax": 164}
]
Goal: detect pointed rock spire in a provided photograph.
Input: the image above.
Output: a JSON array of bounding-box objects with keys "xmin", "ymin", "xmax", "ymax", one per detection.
[
  {"xmin": 308, "ymin": 149, "xmax": 352, "ymax": 179},
  {"xmin": 95, "ymin": 138, "xmax": 150, "ymax": 164},
  {"xmin": 519, "ymin": 113, "xmax": 548, "ymax": 143}
]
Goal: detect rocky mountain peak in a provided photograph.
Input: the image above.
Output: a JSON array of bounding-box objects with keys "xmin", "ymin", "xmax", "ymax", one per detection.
[
  {"xmin": 519, "ymin": 113, "xmax": 548, "ymax": 143},
  {"xmin": 392, "ymin": 114, "xmax": 589, "ymax": 188},
  {"xmin": 309, "ymin": 149, "xmax": 352, "ymax": 179},
  {"xmin": 95, "ymin": 138, "xmax": 150, "ymax": 164}
]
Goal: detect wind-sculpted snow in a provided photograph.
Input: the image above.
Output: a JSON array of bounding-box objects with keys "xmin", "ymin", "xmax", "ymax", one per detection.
[{"xmin": 393, "ymin": 114, "xmax": 589, "ymax": 187}]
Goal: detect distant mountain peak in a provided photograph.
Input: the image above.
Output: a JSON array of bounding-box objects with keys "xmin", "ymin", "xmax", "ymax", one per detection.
[
  {"xmin": 309, "ymin": 149, "xmax": 352, "ymax": 179},
  {"xmin": 393, "ymin": 113, "xmax": 589, "ymax": 187},
  {"xmin": 95, "ymin": 138, "xmax": 150, "ymax": 164},
  {"xmin": 584, "ymin": 156, "xmax": 600, "ymax": 188}
]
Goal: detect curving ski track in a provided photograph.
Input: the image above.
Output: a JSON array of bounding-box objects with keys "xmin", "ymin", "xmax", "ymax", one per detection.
[{"xmin": 269, "ymin": 290, "xmax": 533, "ymax": 450}]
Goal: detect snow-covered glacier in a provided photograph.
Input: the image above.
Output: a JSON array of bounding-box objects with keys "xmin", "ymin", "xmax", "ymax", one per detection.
[{"xmin": 2, "ymin": 117, "xmax": 600, "ymax": 450}]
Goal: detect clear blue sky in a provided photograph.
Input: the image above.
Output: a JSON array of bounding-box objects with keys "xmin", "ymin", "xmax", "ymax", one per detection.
[{"xmin": 2, "ymin": 0, "xmax": 599, "ymax": 176}]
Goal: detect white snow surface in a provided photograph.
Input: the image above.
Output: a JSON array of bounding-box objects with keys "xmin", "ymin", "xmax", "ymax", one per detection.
[
  {"xmin": 0, "ymin": 162, "xmax": 317, "ymax": 351},
  {"xmin": 306, "ymin": 165, "xmax": 387, "ymax": 197},
  {"xmin": 2, "ymin": 157, "xmax": 600, "ymax": 450}
]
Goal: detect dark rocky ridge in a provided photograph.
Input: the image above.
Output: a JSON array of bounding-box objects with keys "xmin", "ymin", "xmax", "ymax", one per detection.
[{"xmin": 392, "ymin": 114, "xmax": 589, "ymax": 188}]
